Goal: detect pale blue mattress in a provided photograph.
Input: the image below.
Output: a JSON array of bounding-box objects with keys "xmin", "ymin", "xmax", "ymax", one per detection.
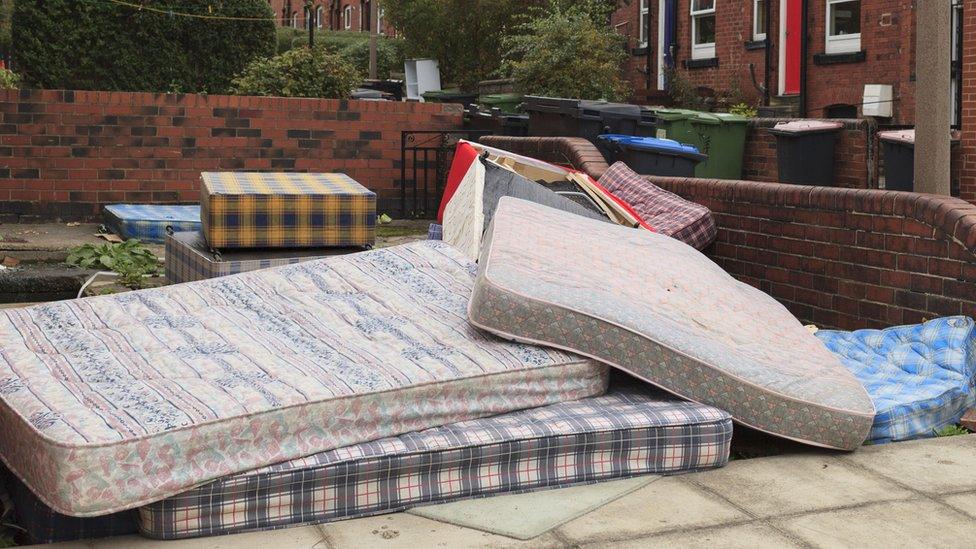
[{"xmin": 816, "ymin": 316, "xmax": 976, "ymax": 443}]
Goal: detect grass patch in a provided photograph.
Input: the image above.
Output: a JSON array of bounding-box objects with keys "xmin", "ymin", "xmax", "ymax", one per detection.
[
  {"xmin": 935, "ymin": 424, "xmax": 970, "ymax": 437},
  {"xmin": 376, "ymin": 226, "xmax": 427, "ymax": 239}
]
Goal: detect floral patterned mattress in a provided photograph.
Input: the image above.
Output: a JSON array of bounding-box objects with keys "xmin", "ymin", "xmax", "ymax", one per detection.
[
  {"xmin": 468, "ymin": 197, "xmax": 875, "ymax": 451},
  {"xmin": 0, "ymin": 241, "xmax": 608, "ymax": 517}
]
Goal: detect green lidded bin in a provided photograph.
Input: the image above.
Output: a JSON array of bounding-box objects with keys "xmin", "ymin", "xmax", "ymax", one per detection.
[
  {"xmin": 479, "ymin": 93, "xmax": 524, "ymax": 114},
  {"xmin": 647, "ymin": 108, "xmax": 750, "ymax": 179}
]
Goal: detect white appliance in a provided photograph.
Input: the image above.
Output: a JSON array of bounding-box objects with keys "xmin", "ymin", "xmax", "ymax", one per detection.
[
  {"xmin": 404, "ymin": 59, "xmax": 441, "ymax": 101},
  {"xmin": 863, "ymin": 84, "xmax": 893, "ymax": 118}
]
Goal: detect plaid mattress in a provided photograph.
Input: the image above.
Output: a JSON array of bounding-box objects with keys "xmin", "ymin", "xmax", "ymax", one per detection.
[
  {"xmin": 103, "ymin": 204, "xmax": 202, "ymax": 244},
  {"xmin": 201, "ymin": 172, "xmax": 376, "ymax": 249},
  {"xmin": 428, "ymin": 223, "xmax": 443, "ymax": 240},
  {"xmin": 138, "ymin": 386, "xmax": 731, "ymax": 539},
  {"xmin": 165, "ymin": 231, "xmax": 363, "ymax": 284},
  {"xmin": 597, "ymin": 162, "xmax": 717, "ymax": 250},
  {"xmin": 2, "ymin": 468, "xmax": 137, "ymax": 544},
  {"xmin": 816, "ymin": 316, "xmax": 976, "ymax": 443}
]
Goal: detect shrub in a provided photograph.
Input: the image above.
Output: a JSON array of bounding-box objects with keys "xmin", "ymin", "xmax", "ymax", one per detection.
[
  {"xmin": 276, "ymin": 27, "xmax": 307, "ymax": 54},
  {"xmin": 501, "ymin": 8, "xmax": 627, "ymax": 101},
  {"xmin": 66, "ymin": 240, "xmax": 160, "ymax": 289},
  {"xmin": 0, "ymin": 67, "xmax": 18, "ymax": 89},
  {"xmin": 12, "ymin": 0, "xmax": 275, "ymax": 94},
  {"xmin": 230, "ymin": 46, "xmax": 360, "ymax": 98},
  {"xmin": 336, "ymin": 37, "xmax": 406, "ymax": 79},
  {"xmin": 729, "ymin": 103, "xmax": 758, "ymax": 118}
]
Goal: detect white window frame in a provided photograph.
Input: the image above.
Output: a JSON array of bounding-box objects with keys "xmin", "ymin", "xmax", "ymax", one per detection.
[
  {"xmin": 377, "ymin": 6, "xmax": 386, "ymax": 34},
  {"xmin": 343, "ymin": 5, "xmax": 353, "ymax": 30},
  {"xmin": 316, "ymin": 6, "xmax": 324, "ymax": 29},
  {"xmin": 690, "ymin": 0, "xmax": 716, "ymax": 60},
  {"xmin": 639, "ymin": 0, "xmax": 650, "ymax": 47},
  {"xmin": 825, "ymin": 0, "xmax": 861, "ymax": 54},
  {"xmin": 753, "ymin": 0, "xmax": 767, "ymax": 41},
  {"xmin": 291, "ymin": 12, "xmax": 298, "ymax": 28}
]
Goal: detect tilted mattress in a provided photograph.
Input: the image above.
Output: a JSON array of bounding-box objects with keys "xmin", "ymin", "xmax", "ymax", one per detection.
[
  {"xmin": 0, "ymin": 241, "xmax": 608, "ymax": 516},
  {"xmin": 103, "ymin": 204, "xmax": 202, "ymax": 244},
  {"xmin": 816, "ymin": 316, "xmax": 976, "ymax": 443},
  {"xmin": 468, "ymin": 198, "xmax": 875, "ymax": 450}
]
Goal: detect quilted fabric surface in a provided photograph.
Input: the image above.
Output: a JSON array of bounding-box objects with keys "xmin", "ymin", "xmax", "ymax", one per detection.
[
  {"xmin": 200, "ymin": 172, "xmax": 376, "ymax": 248},
  {"xmin": 469, "ymin": 198, "xmax": 875, "ymax": 450},
  {"xmin": 816, "ymin": 316, "xmax": 976, "ymax": 443},
  {"xmin": 597, "ymin": 162, "xmax": 716, "ymax": 250},
  {"xmin": 0, "ymin": 241, "xmax": 607, "ymax": 516},
  {"xmin": 103, "ymin": 204, "xmax": 202, "ymax": 244}
]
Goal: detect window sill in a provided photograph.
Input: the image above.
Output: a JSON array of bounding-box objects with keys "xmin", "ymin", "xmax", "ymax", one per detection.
[
  {"xmin": 683, "ymin": 57, "xmax": 719, "ymax": 69},
  {"xmin": 632, "ymin": 46, "xmax": 650, "ymax": 56},
  {"xmin": 813, "ymin": 50, "xmax": 866, "ymax": 65},
  {"xmin": 745, "ymin": 39, "xmax": 766, "ymax": 50}
]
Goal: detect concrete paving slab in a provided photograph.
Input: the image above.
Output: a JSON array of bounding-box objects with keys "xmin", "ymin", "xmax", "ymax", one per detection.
[
  {"xmin": 839, "ymin": 434, "xmax": 976, "ymax": 495},
  {"xmin": 318, "ymin": 512, "xmax": 566, "ymax": 548},
  {"xmin": 408, "ymin": 476, "xmax": 657, "ymax": 540},
  {"xmin": 555, "ymin": 476, "xmax": 746, "ymax": 544},
  {"xmin": 941, "ymin": 491, "xmax": 976, "ymax": 519},
  {"xmin": 581, "ymin": 523, "xmax": 805, "ymax": 549},
  {"xmin": 29, "ymin": 526, "xmax": 328, "ymax": 549},
  {"xmin": 775, "ymin": 499, "xmax": 976, "ymax": 549},
  {"xmin": 688, "ymin": 453, "xmax": 912, "ymax": 518}
]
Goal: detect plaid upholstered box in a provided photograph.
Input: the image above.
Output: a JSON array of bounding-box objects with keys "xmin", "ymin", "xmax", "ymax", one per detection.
[
  {"xmin": 201, "ymin": 172, "xmax": 376, "ymax": 249},
  {"xmin": 165, "ymin": 231, "xmax": 365, "ymax": 284}
]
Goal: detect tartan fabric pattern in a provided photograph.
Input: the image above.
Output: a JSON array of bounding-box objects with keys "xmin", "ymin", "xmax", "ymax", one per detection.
[
  {"xmin": 816, "ymin": 316, "xmax": 976, "ymax": 444},
  {"xmin": 103, "ymin": 204, "xmax": 202, "ymax": 244},
  {"xmin": 597, "ymin": 162, "xmax": 717, "ymax": 250},
  {"xmin": 138, "ymin": 386, "xmax": 732, "ymax": 540},
  {"xmin": 201, "ymin": 172, "xmax": 376, "ymax": 249},
  {"xmin": 165, "ymin": 231, "xmax": 361, "ymax": 284},
  {"xmin": 428, "ymin": 223, "xmax": 443, "ymax": 240}
]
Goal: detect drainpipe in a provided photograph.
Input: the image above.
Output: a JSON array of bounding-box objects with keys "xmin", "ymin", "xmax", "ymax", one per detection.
[
  {"xmin": 799, "ymin": 0, "xmax": 808, "ymax": 117},
  {"xmin": 763, "ymin": 0, "xmax": 773, "ymax": 106}
]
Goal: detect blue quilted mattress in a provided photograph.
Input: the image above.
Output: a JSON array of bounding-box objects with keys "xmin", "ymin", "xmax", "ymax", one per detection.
[
  {"xmin": 816, "ymin": 316, "xmax": 976, "ymax": 444},
  {"xmin": 103, "ymin": 204, "xmax": 202, "ymax": 244}
]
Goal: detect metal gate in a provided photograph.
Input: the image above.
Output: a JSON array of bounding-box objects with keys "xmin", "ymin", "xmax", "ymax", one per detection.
[{"xmin": 399, "ymin": 130, "xmax": 491, "ymax": 219}]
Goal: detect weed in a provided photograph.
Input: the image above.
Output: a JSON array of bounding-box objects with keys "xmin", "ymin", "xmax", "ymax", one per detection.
[
  {"xmin": 729, "ymin": 102, "xmax": 759, "ymax": 118},
  {"xmin": 66, "ymin": 240, "xmax": 160, "ymax": 289},
  {"xmin": 934, "ymin": 424, "xmax": 970, "ymax": 437}
]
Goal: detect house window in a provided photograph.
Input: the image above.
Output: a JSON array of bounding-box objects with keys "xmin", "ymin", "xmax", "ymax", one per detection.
[
  {"xmin": 377, "ymin": 6, "xmax": 385, "ymax": 34},
  {"xmin": 639, "ymin": 0, "xmax": 650, "ymax": 47},
  {"xmin": 690, "ymin": 0, "xmax": 716, "ymax": 59},
  {"xmin": 826, "ymin": 0, "xmax": 861, "ymax": 54},
  {"xmin": 291, "ymin": 11, "xmax": 298, "ymax": 28},
  {"xmin": 316, "ymin": 6, "xmax": 324, "ymax": 28},
  {"xmin": 344, "ymin": 5, "xmax": 352, "ymax": 29},
  {"xmin": 753, "ymin": 0, "xmax": 767, "ymax": 41},
  {"xmin": 304, "ymin": 6, "xmax": 311, "ymax": 29}
]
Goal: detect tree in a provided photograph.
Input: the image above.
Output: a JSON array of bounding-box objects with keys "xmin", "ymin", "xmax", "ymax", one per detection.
[
  {"xmin": 381, "ymin": 0, "xmax": 525, "ymax": 91},
  {"xmin": 12, "ymin": 0, "xmax": 275, "ymax": 93},
  {"xmin": 230, "ymin": 46, "xmax": 360, "ymax": 98},
  {"xmin": 501, "ymin": 8, "xmax": 627, "ymax": 101}
]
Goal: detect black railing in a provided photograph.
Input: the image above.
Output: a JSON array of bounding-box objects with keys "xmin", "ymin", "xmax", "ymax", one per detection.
[{"xmin": 399, "ymin": 130, "xmax": 491, "ymax": 219}]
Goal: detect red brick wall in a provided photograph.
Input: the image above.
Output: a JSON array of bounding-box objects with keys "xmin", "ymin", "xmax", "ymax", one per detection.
[
  {"xmin": 0, "ymin": 89, "xmax": 461, "ymax": 221},
  {"xmin": 743, "ymin": 118, "xmax": 878, "ymax": 189},
  {"xmin": 481, "ymin": 136, "xmax": 976, "ymax": 330},
  {"xmin": 958, "ymin": 1, "xmax": 976, "ymax": 202},
  {"xmin": 614, "ymin": 1, "xmax": 917, "ymax": 123},
  {"xmin": 269, "ymin": 0, "xmax": 396, "ymax": 34}
]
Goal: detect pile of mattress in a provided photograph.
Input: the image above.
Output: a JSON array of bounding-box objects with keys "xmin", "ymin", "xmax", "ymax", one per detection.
[
  {"xmin": 103, "ymin": 204, "xmax": 202, "ymax": 244},
  {"xmin": 164, "ymin": 171, "xmax": 377, "ymax": 283}
]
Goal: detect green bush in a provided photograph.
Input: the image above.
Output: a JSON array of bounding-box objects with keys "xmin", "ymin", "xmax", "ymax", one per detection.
[
  {"xmin": 501, "ymin": 8, "xmax": 627, "ymax": 101},
  {"xmin": 276, "ymin": 27, "xmax": 307, "ymax": 54},
  {"xmin": 230, "ymin": 46, "xmax": 360, "ymax": 98},
  {"xmin": 12, "ymin": 0, "xmax": 275, "ymax": 94},
  {"xmin": 336, "ymin": 38, "xmax": 405, "ymax": 79},
  {"xmin": 0, "ymin": 67, "xmax": 18, "ymax": 89}
]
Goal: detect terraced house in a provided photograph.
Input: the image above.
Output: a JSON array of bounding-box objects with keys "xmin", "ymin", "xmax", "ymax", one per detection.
[{"xmin": 267, "ymin": 0, "xmax": 395, "ymax": 34}]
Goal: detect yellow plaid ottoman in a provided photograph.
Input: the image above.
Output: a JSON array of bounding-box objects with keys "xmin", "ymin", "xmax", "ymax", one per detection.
[{"xmin": 201, "ymin": 172, "xmax": 376, "ymax": 248}]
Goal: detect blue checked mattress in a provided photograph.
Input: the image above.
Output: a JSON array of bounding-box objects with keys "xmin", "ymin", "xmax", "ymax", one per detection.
[
  {"xmin": 164, "ymin": 231, "xmax": 365, "ymax": 284},
  {"xmin": 816, "ymin": 316, "xmax": 976, "ymax": 444},
  {"xmin": 3, "ymin": 385, "xmax": 730, "ymax": 542},
  {"xmin": 200, "ymin": 172, "xmax": 376, "ymax": 249},
  {"xmin": 103, "ymin": 204, "xmax": 202, "ymax": 244},
  {"xmin": 468, "ymin": 197, "xmax": 876, "ymax": 451},
  {"xmin": 0, "ymin": 241, "xmax": 607, "ymax": 517}
]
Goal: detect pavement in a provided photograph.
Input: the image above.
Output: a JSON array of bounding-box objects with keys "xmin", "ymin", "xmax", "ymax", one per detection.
[{"xmin": 32, "ymin": 434, "xmax": 976, "ymax": 549}]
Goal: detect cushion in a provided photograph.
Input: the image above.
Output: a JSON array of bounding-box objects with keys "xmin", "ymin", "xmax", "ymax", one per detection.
[
  {"xmin": 597, "ymin": 162, "xmax": 716, "ymax": 249},
  {"xmin": 468, "ymin": 197, "xmax": 876, "ymax": 451},
  {"xmin": 0, "ymin": 241, "xmax": 607, "ymax": 516},
  {"xmin": 816, "ymin": 316, "xmax": 976, "ymax": 443}
]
